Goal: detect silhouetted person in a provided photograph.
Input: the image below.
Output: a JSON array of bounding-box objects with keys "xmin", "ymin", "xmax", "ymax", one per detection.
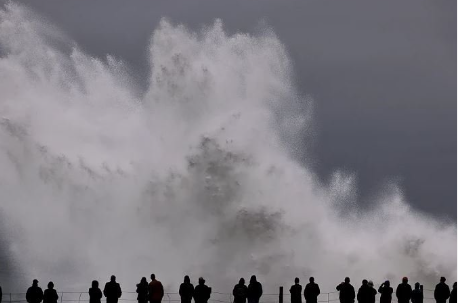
[
  {"xmin": 449, "ymin": 283, "xmax": 456, "ymax": 303},
  {"xmin": 136, "ymin": 277, "xmax": 149, "ymax": 303},
  {"xmin": 89, "ymin": 281, "xmax": 103, "ymax": 303},
  {"xmin": 43, "ymin": 282, "xmax": 58, "ymax": 303},
  {"xmin": 0, "ymin": 284, "xmax": 2, "ymax": 303},
  {"xmin": 27, "ymin": 279, "xmax": 44, "ymax": 303},
  {"xmin": 378, "ymin": 281, "xmax": 393, "ymax": 303},
  {"xmin": 336, "ymin": 278, "xmax": 355, "ymax": 303},
  {"xmin": 179, "ymin": 276, "xmax": 195, "ymax": 303},
  {"xmin": 396, "ymin": 277, "xmax": 412, "ymax": 303},
  {"xmin": 411, "ymin": 283, "xmax": 423, "ymax": 303},
  {"xmin": 247, "ymin": 276, "xmax": 263, "ymax": 303},
  {"xmin": 148, "ymin": 274, "xmax": 164, "ymax": 303},
  {"xmin": 368, "ymin": 281, "xmax": 376, "ymax": 303},
  {"xmin": 103, "ymin": 276, "xmax": 122, "ymax": 303},
  {"xmin": 435, "ymin": 277, "xmax": 451, "ymax": 303},
  {"xmin": 304, "ymin": 277, "xmax": 320, "ymax": 303},
  {"xmin": 233, "ymin": 278, "xmax": 249, "ymax": 303},
  {"xmin": 194, "ymin": 278, "xmax": 211, "ymax": 303},
  {"xmin": 290, "ymin": 278, "xmax": 302, "ymax": 303},
  {"xmin": 358, "ymin": 280, "xmax": 373, "ymax": 303}
]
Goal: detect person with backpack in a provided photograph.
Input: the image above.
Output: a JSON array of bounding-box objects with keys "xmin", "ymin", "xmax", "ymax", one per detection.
[
  {"xmin": 233, "ymin": 278, "xmax": 248, "ymax": 303},
  {"xmin": 89, "ymin": 281, "xmax": 103, "ymax": 303},
  {"xmin": 179, "ymin": 276, "xmax": 195, "ymax": 303},
  {"xmin": 290, "ymin": 278, "xmax": 302, "ymax": 303}
]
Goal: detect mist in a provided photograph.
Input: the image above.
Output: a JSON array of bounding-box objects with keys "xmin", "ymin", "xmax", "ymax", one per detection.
[{"xmin": 0, "ymin": 3, "xmax": 456, "ymax": 294}]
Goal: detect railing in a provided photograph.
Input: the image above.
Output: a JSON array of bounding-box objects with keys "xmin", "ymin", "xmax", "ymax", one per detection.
[{"xmin": 2, "ymin": 288, "xmax": 437, "ymax": 303}]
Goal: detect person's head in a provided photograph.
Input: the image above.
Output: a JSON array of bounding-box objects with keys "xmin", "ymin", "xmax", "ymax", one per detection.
[
  {"xmin": 368, "ymin": 281, "xmax": 374, "ymax": 288},
  {"xmin": 362, "ymin": 280, "xmax": 368, "ymax": 286},
  {"xmin": 345, "ymin": 277, "xmax": 350, "ymax": 284},
  {"xmin": 440, "ymin": 277, "xmax": 446, "ymax": 283},
  {"xmin": 239, "ymin": 278, "xmax": 245, "ymax": 285},
  {"xmin": 309, "ymin": 277, "xmax": 315, "ymax": 283},
  {"xmin": 384, "ymin": 281, "xmax": 390, "ymax": 287},
  {"xmin": 453, "ymin": 282, "xmax": 457, "ymax": 289},
  {"xmin": 110, "ymin": 275, "xmax": 116, "ymax": 282},
  {"xmin": 141, "ymin": 277, "xmax": 147, "ymax": 284},
  {"xmin": 295, "ymin": 278, "xmax": 299, "ymax": 284},
  {"xmin": 151, "ymin": 274, "xmax": 156, "ymax": 281},
  {"xmin": 184, "ymin": 276, "xmax": 190, "ymax": 283},
  {"xmin": 199, "ymin": 277, "xmax": 205, "ymax": 285},
  {"xmin": 402, "ymin": 277, "xmax": 408, "ymax": 284},
  {"xmin": 250, "ymin": 275, "xmax": 257, "ymax": 283},
  {"xmin": 33, "ymin": 279, "xmax": 38, "ymax": 286},
  {"xmin": 48, "ymin": 282, "xmax": 54, "ymax": 289},
  {"xmin": 414, "ymin": 283, "xmax": 420, "ymax": 290},
  {"xmin": 92, "ymin": 280, "xmax": 99, "ymax": 288}
]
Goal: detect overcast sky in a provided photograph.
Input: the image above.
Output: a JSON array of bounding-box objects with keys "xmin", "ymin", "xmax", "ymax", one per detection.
[{"xmin": 5, "ymin": 0, "xmax": 457, "ymax": 218}]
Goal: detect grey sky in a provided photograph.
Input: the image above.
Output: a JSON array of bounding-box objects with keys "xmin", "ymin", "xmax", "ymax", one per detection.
[{"xmin": 6, "ymin": 0, "xmax": 457, "ymax": 218}]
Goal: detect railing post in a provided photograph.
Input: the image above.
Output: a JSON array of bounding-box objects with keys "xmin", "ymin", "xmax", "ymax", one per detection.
[
  {"xmin": 327, "ymin": 293, "xmax": 329, "ymax": 303},
  {"xmin": 9, "ymin": 293, "xmax": 12, "ymax": 303},
  {"xmin": 279, "ymin": 287, "xmax": 283, "ymax": 303},
  {"xmin": 61, "ymin": 292, "xmax": 64, "ymax": 303},
  {"xmin": 78, "ymin": 292, "xmax": 83, "ymax": 303}
]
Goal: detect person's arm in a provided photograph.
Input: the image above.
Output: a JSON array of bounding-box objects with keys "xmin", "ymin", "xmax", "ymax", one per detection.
[
  {"xmin": 103, "ymin": 285, "xmax": 107, "ymax": 298},
  {"xmin": 336, "ymin": 284, "xmax": 341, "ymax": 291},
  {"xmin": 351, "ymin": 286, "xmax": 355, "ymax": 301},
  {"xmin": 118, "ymin": 284, "xmax": 122, "ymax": 298},
  {"xmin": 434, "ymin": 287, "xmax": 438, "ymax": 301},
  {"xmin": 98, "ymin": 289, "xmax": 103, "ymax": 300},
  {"xmin": 317, "ymin": 285, "xmax": 320, "ymax": 297}
]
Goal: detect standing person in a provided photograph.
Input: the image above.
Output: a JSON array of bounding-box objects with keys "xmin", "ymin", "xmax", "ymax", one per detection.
[
  {"xmin": 148, "ymin": 274, "xmax": 164, "ymax": 303},
  {"xmin": 367, "ymin": 281, "xmax": 376, "ymax": 303},
  {"xmin": 233, "ymin": 278, "xmax": 248, "ymax": 303},
  {"xmin": 89, "ymin": 281, "xmax": 103, "ymax": 303},
  {"xmin": 194, "ymin": 278, "xmax": 211, "ymax": 303},
  {"xmin": 103, "ymin": 276, "xmax": 122, "ymax": 303},
  {"xmin": 435, "ymin": 277, "xmax": 451, "ymax": 303},
  {"xmin": 449, "ymin": 283, "xmax": 457, "ymax": 303},
  {"xmin": 247, "ymin": 276, "xmax": 263, "ymax": 303},
  {"xmin": 411, "ymin": 283, "xmax": 423, "ymax": 303},
  {"xmin": 336, "ymin": 278, "xmax": 356, "ymax": 303},
  {"xmin": 0, "ymin": 283, "xmax": 2, "ymax": 303},
  {"xmin": 396, "ymin": 277, "xmax": 412, "ymax": 303},
  {"xmin": 378, "ymin": 281, "xmax": 393, "ymax": 303},
  {"xmin": 136, "ymin": 278, "xmax": 149, "ymax": 303},
  {"xmin": 179, "ymin": 276, "xmax": 195, "ymax": 303},
  {"xmin": 43, "ymin": 282, "xmax": 58, "ymax": 303},
  {"xmin": 26, "ymin": 279, "xmax": 44, "ymax": 303},
  {"xmin": 357, "ymin": 280, "xmax": 371, "ymax": 303},
  {"xmin": 304, "ymin": 277, "xmax": 320, "ymax": 303},
  {"xmin": 290, "ymin": 278, "xmax": 302, "ymax": 303}
]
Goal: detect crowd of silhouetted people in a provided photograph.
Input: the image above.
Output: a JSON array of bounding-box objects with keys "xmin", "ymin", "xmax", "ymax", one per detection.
[{"xmin": 0, "ymin": 275, "xmax": 456, "ymax": 303}]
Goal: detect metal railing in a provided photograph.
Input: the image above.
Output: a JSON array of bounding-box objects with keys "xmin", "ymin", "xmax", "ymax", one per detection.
[{"xmin": 2, "ymin": 288, "xmax": 437, "ymax": 303}]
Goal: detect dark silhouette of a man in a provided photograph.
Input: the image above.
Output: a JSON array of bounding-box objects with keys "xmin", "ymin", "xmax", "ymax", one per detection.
[
  {"xmin": 179, "ymin": 276, "xmax": 194, "ymax": 303},
  {"xmin": 0, "ymin": 283, "xmax": 2, "ymax": 303},
  {"xmin": 247, "ymin": 276, "xmax": 263, "ymax": 303},
  {"xmin": 290, "ymin": 278, "xmax": 302, "ymax": 303},
  {"xmin": 89, "ymin": 281, "xmax": 103, "ymax": 303},
  {"xmin": 304, "ymin": 277, "xmax": 320, "ymax": 303},
  {"xmin": 233, "ymin": 278, "xmax": 248, "ymax": 303},
  {"xmin": 148, "ymin": 274, "xmax": 164, "ymax": 303},
  {"xmin": 378, "ymin": 281, "xmax": 393, "ymax": 303},
  {"xmin": 358, "ymin": 280, "xmax": 373, "ymax": 303},
  {"xmin": 193, "ymin": 278, "xmax": 211, "ymax": 303},
  {"xmin": 26, "ymin": 279, "xmax": 44, "ymax": 303},
  {"xmin": 396, "ymin": 277, "xmax": 412, "ymax": 303},
  {"xmin": 103, "ymin": 276, "xmax": 122, "ymax": 303},
  {"xmin": 136, "ymin": 277, "xmax": 149, "ymax": 303},
  {"xmin": 43, "ymin": 282, "xmax": 58, "ymax": 303},
  {"xmin": 435, "ymin": 277, "xmax": 451, "ymax": 303},
  {"xmin": 336, "ymin": 277, "xmax": 355, "ymax": 303}
]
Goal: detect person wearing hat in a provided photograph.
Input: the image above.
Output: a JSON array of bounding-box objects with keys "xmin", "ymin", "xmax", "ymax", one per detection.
[
  {"xmin": 396, "ymin": 277, "xmax": 412, "ymax": 303},
  {"xmin": 26, "ymin": 279, "xmax": 44, "ymax": 303},
  {"xmin": 43, "ymin": 282, "xmax": 58, "ymax": 303},
  {"xmin": 434, "ymin": 277, "xmax": 451, "ymax": 303},
  {"xmin": 378, "ymin": 281, "xmax": 393, "ymax": 303},
  {"xmin": 193, "ymin": 278, "xmax": 211, "ymax": 303}
]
